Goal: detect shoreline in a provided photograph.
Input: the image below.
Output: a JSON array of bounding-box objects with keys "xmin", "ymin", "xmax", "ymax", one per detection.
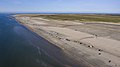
[
  {"xmin": 14, "ymin": 15, "xmax": 93, "ymax": 67},
  {"xmin": 14, "ymin": 14, "xmax": 120, "ymax": 67}
]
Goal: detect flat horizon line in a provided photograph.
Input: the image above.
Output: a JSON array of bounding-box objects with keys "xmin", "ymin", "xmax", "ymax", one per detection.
[{"xmin": 0, "ymin": 12, "xmax": 120, "ymax": 15}]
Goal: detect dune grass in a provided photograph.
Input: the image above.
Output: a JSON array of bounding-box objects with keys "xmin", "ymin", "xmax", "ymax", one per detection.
[{"xmin": 18, "ymin": 14, "xmax": 120, "ymax": 23}]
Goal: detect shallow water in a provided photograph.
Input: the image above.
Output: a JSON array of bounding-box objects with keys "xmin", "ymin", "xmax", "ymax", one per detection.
[{"xmin": 0, "ymin": 14, "xmax": 87, "ymax": 67}]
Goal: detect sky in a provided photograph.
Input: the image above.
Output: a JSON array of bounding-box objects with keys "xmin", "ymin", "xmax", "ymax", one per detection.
[{"xmin": 0, "ymin": 0, "xmax": 120, "ymax": 13}]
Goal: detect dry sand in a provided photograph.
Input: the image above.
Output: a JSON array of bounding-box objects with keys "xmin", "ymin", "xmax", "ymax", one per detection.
[{"xmin": 15, "ymin": 15, "xmax": 120, "ymax": 67}]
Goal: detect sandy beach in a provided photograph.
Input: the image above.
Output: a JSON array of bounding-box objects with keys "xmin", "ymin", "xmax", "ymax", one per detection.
[{"xmin": 15, "ymin": 15, "xmax": 120, "ymax": 67}]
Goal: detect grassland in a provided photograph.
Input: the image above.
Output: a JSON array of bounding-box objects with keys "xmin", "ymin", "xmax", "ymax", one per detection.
[{"xmin": 21, "ymin": 14, "xmax": 120, "ymax": 23}]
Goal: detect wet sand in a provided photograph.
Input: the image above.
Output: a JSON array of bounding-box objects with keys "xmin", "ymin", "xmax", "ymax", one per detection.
[{"xmin": 15, "ymin": 15, "xmax": 120, "ymax": 67}]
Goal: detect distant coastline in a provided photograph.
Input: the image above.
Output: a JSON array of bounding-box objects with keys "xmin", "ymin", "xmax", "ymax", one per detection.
[{"xmin": 1, "ymin": 12, "xmax": 120, "ymax": 16}]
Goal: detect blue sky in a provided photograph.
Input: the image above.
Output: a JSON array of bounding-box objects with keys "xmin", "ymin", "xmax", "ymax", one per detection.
[{"xmin": 0, "ymin": 0, "xmax": 120, "ymax": 13}]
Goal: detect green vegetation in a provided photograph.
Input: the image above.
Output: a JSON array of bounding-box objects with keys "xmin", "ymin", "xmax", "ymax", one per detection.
[{"xmin": 21, "ymin": 14, "xmax": 120, "ymax": 23}]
